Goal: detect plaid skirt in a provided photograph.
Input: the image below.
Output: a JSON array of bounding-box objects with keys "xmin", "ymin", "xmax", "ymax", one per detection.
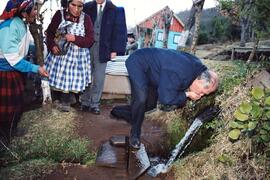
[
  {"xmin": 0, "ymin": 71, "xmax": 24, "ymax": 124},
  {"xmin": 45, "ymin": 44, "xmax": 91, "ymax": 93}
]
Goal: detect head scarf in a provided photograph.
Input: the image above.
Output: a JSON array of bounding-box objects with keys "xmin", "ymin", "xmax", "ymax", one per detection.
[
  {"xmin": 0, "ymin": 0, "xmax": 34, "ymax": 21},
  {"xmin": 68, "ymin": 0, "xmax": 85, "ymax": 4}
]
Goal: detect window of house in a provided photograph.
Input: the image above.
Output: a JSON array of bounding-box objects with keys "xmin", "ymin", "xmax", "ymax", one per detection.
[
  {"xmin": 157, "ymin": 32, "xmax": 163, "ymax": 41},
  {"xmin": 173, "ymin": 34, "xmax": 180, "ymax": 44}
]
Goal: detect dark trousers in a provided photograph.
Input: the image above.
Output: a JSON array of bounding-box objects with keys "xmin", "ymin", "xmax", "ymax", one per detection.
[{"xmin": 111, "ymin": 82, "xmax": 158, "ymax": 139}]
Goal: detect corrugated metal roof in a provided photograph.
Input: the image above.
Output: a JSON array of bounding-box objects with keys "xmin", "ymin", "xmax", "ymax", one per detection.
[{"xmin": 106, "ymin": 55, "xmax": 129, "ymax": 76}]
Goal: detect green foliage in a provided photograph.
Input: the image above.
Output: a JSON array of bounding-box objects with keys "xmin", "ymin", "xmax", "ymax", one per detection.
[
  {"xmin": 228, "ymin": 87, "xmax": 270, "ymax": 152},
  {"xmin": 218, "ymin": 0, "xmax": 234, "ymax": 11},
  {"xmin": 0, "ymin": 159, "xmax": 56, "ymax": 180},
  {"xmin": 197, "ymin": 31, "xmax": 209, "ymax": 45},
  {"xmin": 217, "ymin": 154, "xmax": 233, "ymax": 166},
  {"xmin": 228, "ymin": 129, "xmax": 241, "ymax": 140},
  {"xmin": 0, "ymin": 109, "xmax": 95, "ymax": 179},
  {"xmin": 5, "ymin": 129, "xmax": 94, "ymax": 164},
  {"xmin": 218, "ymin": 61, "xmax": 252, "ymax": 96},
  {"xmin": 211, "ymin": 16, "xmax": 233, "ymax": 42},
  {"xmin": 167, "ymin": 117, "xmax": 187, "ymax": 146}
]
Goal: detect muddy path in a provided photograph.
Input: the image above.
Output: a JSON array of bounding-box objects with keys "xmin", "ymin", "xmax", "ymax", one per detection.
[{"xmin": 42, "ymin": 103, "xmax": 174, "ymax": 180}]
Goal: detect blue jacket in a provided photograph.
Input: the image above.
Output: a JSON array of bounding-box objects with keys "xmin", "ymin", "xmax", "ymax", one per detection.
[
  {"xmin": 126, "ymin": 48, "xmax": 207, "ymax": 106},
  {"xmin": 0, "ymin": 18, "xmax": 39, "ymax": 73},
  {"xmin": 83, "ymin": 1, "xmax": 127, "ymax": 62}
]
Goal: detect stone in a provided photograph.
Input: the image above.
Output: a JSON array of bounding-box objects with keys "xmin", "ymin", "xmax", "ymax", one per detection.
[
  {"xmin": 246, "ymin": 70, "xmax": 270, "ymax": 89},
  {"xmin": 110, "ymin": 135, "xmax": 127, "ymax": 147},
  {"xmin": 128, "ymin": 144, "xmax": 150, "ymax": 179}
]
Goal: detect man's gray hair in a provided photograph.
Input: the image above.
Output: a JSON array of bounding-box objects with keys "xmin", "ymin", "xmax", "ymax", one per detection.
[{"xmin": 197, "ymin": 70, "xmax": 212, "ymax": 88}]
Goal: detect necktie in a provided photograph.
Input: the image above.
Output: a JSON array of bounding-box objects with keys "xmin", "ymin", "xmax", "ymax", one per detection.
[{"xmin": 97, "ymin": 5, "xmax": 102, "ymax": 23}]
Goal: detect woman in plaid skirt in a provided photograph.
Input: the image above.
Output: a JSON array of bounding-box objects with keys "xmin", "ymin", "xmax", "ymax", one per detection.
[
  {"xmin": 45, "ymin": 0, "xmax": 94, "ymax": 112},
  {"xmin": 0, "ymin": 0, "xmax": 49, "ymax": 142}
]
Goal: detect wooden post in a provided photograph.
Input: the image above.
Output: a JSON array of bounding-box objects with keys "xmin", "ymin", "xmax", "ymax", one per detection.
[{"xmin": 231, "ymin": 47, "xmax": 235, "ymax": 60}]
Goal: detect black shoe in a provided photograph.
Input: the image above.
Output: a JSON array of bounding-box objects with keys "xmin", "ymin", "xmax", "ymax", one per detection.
[
  {"xmin": 129, "ymin": 136, "xmax": 141, "ymax": 150},
  {"xmin": 91, "ymin": 107, "xmax": 100, "ymax": 115}
]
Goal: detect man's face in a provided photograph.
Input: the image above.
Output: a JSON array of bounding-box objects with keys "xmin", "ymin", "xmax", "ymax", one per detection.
[
  {"xmin": 189, "ymin": 70, "xmax": 218, "ymax": 99},
  {"xmin": 96, "ymin": 0, "xmax": 105, "ymax": 4},
  {"xmin": 189, "ymin": 79, "xmax": 213, "ymax": 97}
]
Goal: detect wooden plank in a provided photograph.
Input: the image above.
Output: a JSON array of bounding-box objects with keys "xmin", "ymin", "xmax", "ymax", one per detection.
[
  {"xmin": 101, "ymin": 93, "xmax": 128, "ymax": 100},
  {"xmin": 103, "ymin": 74, "xmax": 131, "ymax": 95},
  {"xmin": 231, "ymin": 47, "xmax": 270, "ymax": 60}
]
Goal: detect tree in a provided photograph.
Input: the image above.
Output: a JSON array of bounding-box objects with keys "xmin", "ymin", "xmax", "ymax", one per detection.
[
  {"xmin": 218, "ymin": 0, "xmax": 270, "ymax": 62},
  {"xmin": 247, "ymin": 0, "xmax": 270, "ymax": 62},
  {"xmin": 162, "ymin": 6, "xmax": 173, "ymax": 48},
  {"xmin": 190, "ymin": 0, "xmax": 205, "ymax": 53},
  {"xmin": 177, "ymin": 0, "xmax": 205, "ymax": 54},
  {"xmin": 30, "ymin": 0, "xmax": 60, "ymax": 104}
]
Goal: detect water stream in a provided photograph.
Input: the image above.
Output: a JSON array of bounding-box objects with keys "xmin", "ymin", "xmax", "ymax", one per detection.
[{"xmin": 147, "ymin": 118, "xmax": 204, "ymax": 177}]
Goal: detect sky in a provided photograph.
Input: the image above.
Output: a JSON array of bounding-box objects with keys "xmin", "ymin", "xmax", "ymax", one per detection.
[
  {"xmin": 110, "ymin": 0, "xmax": 218, "ymax": 28},
  {"xmin": 41, "ymin": 0, "xmax": 218, "ymax": 30}
]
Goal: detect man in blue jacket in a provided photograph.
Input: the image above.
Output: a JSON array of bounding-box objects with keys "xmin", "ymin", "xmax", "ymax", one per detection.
[
  {"xmin": 111, "ymin": 48, "xmax": 219, "ymax": 149},
  {"xmin": 81, "ymin": 0, "xmax": 127, "ymax": 114}
]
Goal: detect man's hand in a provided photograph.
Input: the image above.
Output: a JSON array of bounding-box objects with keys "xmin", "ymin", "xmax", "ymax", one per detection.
[
  {"xmin": 110, "ymin": 52, "xmax": 116, "ymax": 59},
  {"xmin": 186, "ymin": 91, "xmax": 202, "ymax": 101},
  {"xmin": 38, "ymin": 66, "xmax": 49, "ymax": 77}
]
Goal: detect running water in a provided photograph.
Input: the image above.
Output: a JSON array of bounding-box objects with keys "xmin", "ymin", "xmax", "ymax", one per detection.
[
  {"xmin": 147, "ymin": 106, "xmax": 220, "ymax": 177},
  {"xmin": 147, "ymin": 118, "xmax": 203, "ymax": 177}
]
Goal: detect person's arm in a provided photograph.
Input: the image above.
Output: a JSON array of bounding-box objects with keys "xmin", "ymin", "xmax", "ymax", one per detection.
[
  {"xmin": 46, "ymin": 10, "xmax": 62, "ymax": 52},
  {"xmin": 111, "ymin": 7, "xmax": 127, "ymax": 55},
  {"xmin": 2, "ymin": 19, "xmax": 48, "ymax": 77},
  {"xmin": 126, "ymin": 42, "xmax": 138, "ymax": 51},
  {"xmin": 69, "ymin": 14, "xmax": 94, "ymax": 48},
  {"xmin": 158, "ymin": 70, "xmax": 187, "ymax": 106}
]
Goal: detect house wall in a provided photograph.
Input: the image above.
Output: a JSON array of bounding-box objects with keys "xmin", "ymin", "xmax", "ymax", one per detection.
[
  {"xmin": 139, "ymin": 16, "xmax": 184, "ymax": 33},
  {"xmin": 154, "ymin": 29, "xmax": 182, "ymax": 50}
]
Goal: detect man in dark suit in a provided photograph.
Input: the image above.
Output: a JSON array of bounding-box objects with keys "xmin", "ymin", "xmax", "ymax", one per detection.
[
  {"xmin": 81, "ymin": 0, "xmax": 127, "ymax": 114},
  {"xmin": 111, "ymin": 48, "xmax": 219, "ymax": 149}
]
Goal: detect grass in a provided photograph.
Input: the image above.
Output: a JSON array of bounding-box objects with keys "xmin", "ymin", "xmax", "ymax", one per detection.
[
  {"xmin": 170, "ymin": 60, "xmax": 270, "ymax": 179},
  {"xmin": 145, "ymin": 59, "xmax": 270, "ymax": 179},
  {"xmin": 0, "ymin": 108, "xmax": 95, "ymax": 180}
]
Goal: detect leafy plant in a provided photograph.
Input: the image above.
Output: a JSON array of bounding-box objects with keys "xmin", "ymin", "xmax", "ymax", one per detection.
[{"xmin": 228, "ymin": 87, "xmax": 270, "ymax": 149}]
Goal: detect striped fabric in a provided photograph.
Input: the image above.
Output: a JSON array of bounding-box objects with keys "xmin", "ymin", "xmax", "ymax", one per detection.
[
  {"xmin": 45, "ymin": 11, "xmax": 91, "ymax": 93},
  {"xmin": 0, "ymin": 71, "xmax": 24, "ymax": 123},
  {"xmin": 106, "ymin": 55, "xmax": 129, "ymax": 76},
  {"xmin": 0, "ymin": 0, "xmax": 33, "ymax": 21}
]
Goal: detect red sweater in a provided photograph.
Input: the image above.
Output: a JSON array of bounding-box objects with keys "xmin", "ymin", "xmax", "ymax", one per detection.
[{"xmin": 46, "ymin": 10, "xmax": 94, "ymax": 51}]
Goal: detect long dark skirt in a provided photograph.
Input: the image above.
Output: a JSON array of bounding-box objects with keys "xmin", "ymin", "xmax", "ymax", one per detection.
[{"xmin": 0, "ymin": 71, "xmax": 24, "ymax": 139}]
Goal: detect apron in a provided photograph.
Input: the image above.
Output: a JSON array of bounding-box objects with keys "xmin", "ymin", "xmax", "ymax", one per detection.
[{"xmin": 45, "ymin": 10, "xmax": 91, "ymax": 93}]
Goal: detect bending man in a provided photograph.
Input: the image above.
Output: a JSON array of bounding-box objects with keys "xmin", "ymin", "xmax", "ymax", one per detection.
[{"xmin": 111, "ymin": 48, "xmax": 218, "ymax": 149}]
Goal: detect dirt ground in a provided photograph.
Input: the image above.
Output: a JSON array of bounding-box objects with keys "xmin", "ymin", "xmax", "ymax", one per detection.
[
  {"xmin": 28, "ymin": 41, "xmax": 260, "ymax": 179},
  {"xmin": 35, "ymin": 102, "xmax": 174, "ymax": 180}
]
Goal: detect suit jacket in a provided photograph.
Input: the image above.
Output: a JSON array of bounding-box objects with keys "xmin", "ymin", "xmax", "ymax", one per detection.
[
  {"xmin": 125, "ymin": 48, "xmax": 207, "ymax": 106},
  {"xmin": 83, "ymin": 1, "xmax": 127, "ymax": 62}
]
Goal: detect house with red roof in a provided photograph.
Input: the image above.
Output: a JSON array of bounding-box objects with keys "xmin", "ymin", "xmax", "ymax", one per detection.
[{"xmin": 136, "ymin": 6, "xmax": 185, "ymax": 50}]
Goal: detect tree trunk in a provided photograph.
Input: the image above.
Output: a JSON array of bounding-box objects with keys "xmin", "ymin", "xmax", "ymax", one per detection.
[
  {"xmin": 162, "ymin": 7, "xmax": 173, "ymax": 48},
  {"xmin": 30, "ymin": 1, "xmax": 52, "ymax": 104},
  {"xmin": 190, "ymin": 0, "xmax": 205, "ymax": 54},
  {"xmin": 239, "ymin": 17, "xmax": 250, "ymax": 47},
  {"xmin": 29, "ymin": 23, "xmax": 44, "ymax": 65},
  {"xmin": 177, "ymin": 1, "xmax": 197, "ymax": 50},
  {"xmin": 150, "ymin": 19, "xmax": 158, "ymax": 47},
  {"xmin": 247, "ymin": 37, "xmax": 259, "ymax": 63},
  {"xmin": 239, "ymin": 0, "xmax": 253, "ymax": 47}
]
